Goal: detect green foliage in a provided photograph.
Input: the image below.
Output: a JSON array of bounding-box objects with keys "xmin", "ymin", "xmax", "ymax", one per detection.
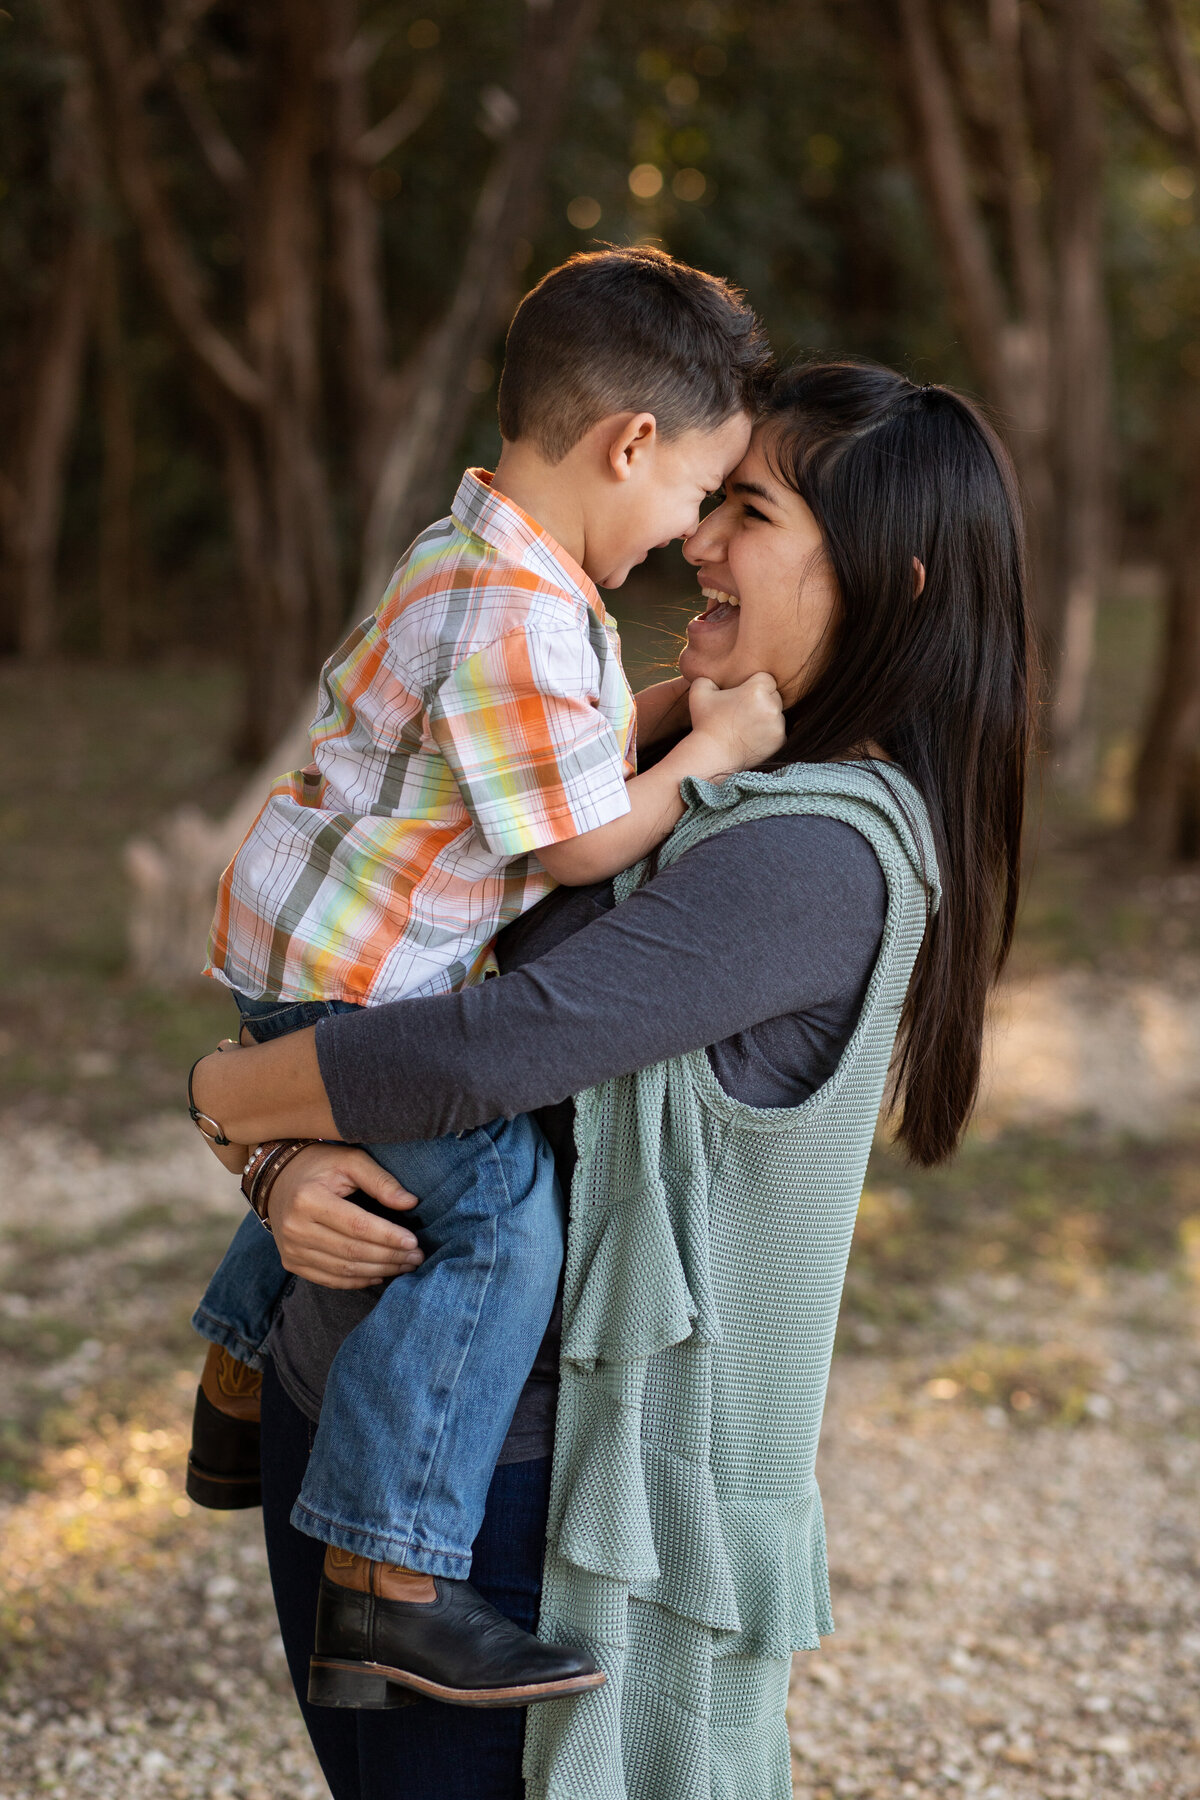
[{"xmin": 3, "ymin": 0, "xmax": 970, "ymax": 649}]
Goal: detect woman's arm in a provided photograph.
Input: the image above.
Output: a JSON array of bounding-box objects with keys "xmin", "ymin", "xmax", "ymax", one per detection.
[
  {"xmin": 189, "ymin": 815, "xmax": 885, "ymax": 1149},
  {"xmin": 191, "ymin": 1025, "xmax": 337, "ymax": 1148}
]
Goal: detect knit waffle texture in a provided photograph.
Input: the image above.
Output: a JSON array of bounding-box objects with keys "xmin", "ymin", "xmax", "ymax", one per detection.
[{"xmin": 523, "ymin": 761, "xmax": 940, "ymax": 1800}]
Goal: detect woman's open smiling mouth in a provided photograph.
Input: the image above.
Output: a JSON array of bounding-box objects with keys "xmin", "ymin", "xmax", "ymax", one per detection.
[{"xmin": 690, "ymin": 585, "xmax": 742, "ymax": 629}]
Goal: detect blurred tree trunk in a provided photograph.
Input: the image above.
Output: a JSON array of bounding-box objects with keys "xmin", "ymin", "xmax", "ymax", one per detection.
[
  {"xmin": 1048, "ymin": 0, "xmax": 1110, "ymax": 772},
  {"xmin": 1131, "ymin": 0, "xmax": 1200, "ymax": 859},
  {"xmin": 885, "ymin": 0, "xmax": 1113, "ymax": 770},
  {"xmin": 1133, "ymin": 462, "xmax": 1200, "ymax": 859},
  {"xmin": 236, "ymin": 2, "xmax": 342, "ymax": 753},
  {"xmin": 78, "ymin": 0, "xmax": 337, "ymax": 759},
  {"xmin": 10, "ymin": 222, "xmax": 96, "ymax": 661},
  {"xmin": 326, "ymin": 2, "xmax": 441, "ymax": 510},
  {"xmin": 1, "ymin": 39, "xmax": 97, "ymax": 661},
  {"xmin": 97, "ymin": 239, "xmax": 136, "ymax": 662}
]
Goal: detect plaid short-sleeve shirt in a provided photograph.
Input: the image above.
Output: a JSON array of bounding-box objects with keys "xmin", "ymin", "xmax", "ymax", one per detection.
[{"xmin": 206, "ymin": 470, "xmax": 636, "ymax": 1005}]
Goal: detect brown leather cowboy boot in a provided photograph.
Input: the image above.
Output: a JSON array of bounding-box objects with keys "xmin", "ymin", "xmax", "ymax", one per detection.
[
  {"xmin": 308, "ymin": 1546, "xmax": 605, "ymax": 1710},
  {"xmin": 185, "ymin": 1343, "xmax": 263, "ymax": 1509}
]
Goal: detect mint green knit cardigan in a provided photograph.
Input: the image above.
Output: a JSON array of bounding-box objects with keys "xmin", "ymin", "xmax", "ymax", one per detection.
[{"xmin": 523, "ymin": 761, "xmax": 940, "ymax": 1800}]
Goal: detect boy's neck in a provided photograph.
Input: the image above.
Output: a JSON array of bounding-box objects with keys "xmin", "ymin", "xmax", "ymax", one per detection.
[{"xmin": 490, "ymin": 441, "xmax": 587, "ymax": 571}]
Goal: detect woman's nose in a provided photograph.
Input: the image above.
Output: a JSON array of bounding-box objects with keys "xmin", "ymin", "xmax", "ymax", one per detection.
[{"xmin": 682, "ymin": 514, "xmax": 723, "ymax": 566}]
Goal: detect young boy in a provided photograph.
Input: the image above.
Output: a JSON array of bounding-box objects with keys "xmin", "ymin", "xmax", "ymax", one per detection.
[{"xmin": 186, "ymin": 246, "xmax": 780, "ymax": 1711}]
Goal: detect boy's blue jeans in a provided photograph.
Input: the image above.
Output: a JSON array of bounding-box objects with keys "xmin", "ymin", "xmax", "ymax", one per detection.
[{"xmin": 192, "ymin": 993, "xmax": 564, "ymax": 1578}]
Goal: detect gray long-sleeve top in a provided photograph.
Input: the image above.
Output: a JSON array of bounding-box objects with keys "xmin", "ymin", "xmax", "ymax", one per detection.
[{"xmin": 268, "ymin": 814, "xmax": 887, "ymax": 1454}]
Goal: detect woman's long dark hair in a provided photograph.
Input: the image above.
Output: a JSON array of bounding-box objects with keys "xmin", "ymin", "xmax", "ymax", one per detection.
[{"xmin": 760, "ymin": 361, "xmax": 1032, "ymax": 1167}]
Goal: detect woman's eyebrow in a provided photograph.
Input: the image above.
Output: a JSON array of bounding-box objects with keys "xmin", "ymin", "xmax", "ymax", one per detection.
[{"xmin": 729, "ymin": 479, "xmax": 779, "ymax": 506}]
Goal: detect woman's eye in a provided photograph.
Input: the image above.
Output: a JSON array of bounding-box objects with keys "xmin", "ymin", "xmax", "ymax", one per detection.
[{"xmin": 743, "ymin": 503, "xmax": 768, "ymax": 522}]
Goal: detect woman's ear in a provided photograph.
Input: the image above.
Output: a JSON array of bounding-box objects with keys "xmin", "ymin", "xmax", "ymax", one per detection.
[{"xmin": 913, "ymin": 556, "xmax": 926, "ymax": 597}]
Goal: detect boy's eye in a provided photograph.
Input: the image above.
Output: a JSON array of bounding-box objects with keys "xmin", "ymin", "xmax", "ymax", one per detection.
[{"xmin": 699, "ymin": 488, "xmax": 726, "ymax": 518}]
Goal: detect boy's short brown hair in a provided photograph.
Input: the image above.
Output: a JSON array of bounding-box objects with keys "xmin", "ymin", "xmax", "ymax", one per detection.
[{"xmin": 497, "ymin": 246, "xmax": 771, "ymax": 462}]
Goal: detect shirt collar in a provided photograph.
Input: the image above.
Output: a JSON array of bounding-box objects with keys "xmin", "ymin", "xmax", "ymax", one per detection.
[{"xmin": 451, "ymin": 468, "xmax": 603, "ymax": 614}]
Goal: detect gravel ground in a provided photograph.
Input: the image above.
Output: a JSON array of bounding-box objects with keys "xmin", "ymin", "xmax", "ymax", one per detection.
[
  {"xmin": 1, "ymin": 1121, "xmax": 1198, "ymax": 1798},
  {"xmin": 789, "ymin": 1270, "xmax": 1200, "ymax": 1799}
]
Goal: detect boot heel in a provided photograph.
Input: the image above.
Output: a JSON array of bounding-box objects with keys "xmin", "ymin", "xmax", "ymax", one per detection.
[
  {"xmin": 185, "ymin": 1456, "xmax": 262, "ymax": 1510},
  {"xmin": 307, "ymin": 1658, "xmax": 416, "ymax": 1710}
]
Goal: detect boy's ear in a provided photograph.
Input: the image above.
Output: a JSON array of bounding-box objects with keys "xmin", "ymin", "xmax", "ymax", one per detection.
[{"xmin": 605, "ymin": 412, "xmax": 657, "ymax": 481}]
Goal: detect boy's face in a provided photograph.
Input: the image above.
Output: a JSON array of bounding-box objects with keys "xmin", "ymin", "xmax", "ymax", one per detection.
[{"xmin": 587, "ymin": 411, "xmax": 751, "ymax": 589}]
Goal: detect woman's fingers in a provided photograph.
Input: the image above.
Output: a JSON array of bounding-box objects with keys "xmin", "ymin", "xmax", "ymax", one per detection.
[
  {"xmin": 298, "ymin": 1196, "xmax": 420, "ymax": 1255},
  {"xmin": 276, "ymin": 1207, "xmax": 422, "ymax": 1265},
  {"xmin": 280, "ymin": 1145, "xmax": 421, "ymax": 1233},
  {"xmin": 302, "ymin": 1219, "xmax": 421, "ymax": 1268},
  {"xmin": 339, "ymin": 1152, "xmax": 419, "ymax": 1213},
  {"xmin": 275, "ymin": 1221, "xmax": 424, "ymax": 1285},
  {"xmin": 266, "ymin": 1144, "xmax": 426, "ymax": 1285}
]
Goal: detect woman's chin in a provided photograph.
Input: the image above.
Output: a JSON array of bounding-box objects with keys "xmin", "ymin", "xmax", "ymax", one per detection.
[{"xmin": 677, "ymin": 646, "xmax": 709, "ymax": 684}]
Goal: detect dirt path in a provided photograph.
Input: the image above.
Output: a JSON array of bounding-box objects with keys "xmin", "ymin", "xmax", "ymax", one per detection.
[
  {"xmin": 790, "ymin": 1271, "xmax": 1200, "ymax": 1798},
  {"xmin": 1, "ymin": 1123, "xmax": 1197, "ymax": 1798}
]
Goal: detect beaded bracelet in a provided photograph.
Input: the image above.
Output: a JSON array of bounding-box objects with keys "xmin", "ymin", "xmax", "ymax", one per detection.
[{"xmin": 241, "ymin": 1139, "xmax": 318, "ymax": 1232}]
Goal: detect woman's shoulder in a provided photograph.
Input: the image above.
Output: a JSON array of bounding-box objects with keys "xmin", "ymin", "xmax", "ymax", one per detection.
[
  {"xmin": 670, "ymin": 810, "xmax": 887, "ymax": 940},
  {"xmin": 669, "ymin": 758, "xmax": 939, "ymax": 907}
]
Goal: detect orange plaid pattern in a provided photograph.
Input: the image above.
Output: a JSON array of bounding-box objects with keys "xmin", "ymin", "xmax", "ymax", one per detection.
[{"xmin": 206, "ymin": 470, "xmax": 636, "ymax": 1005}]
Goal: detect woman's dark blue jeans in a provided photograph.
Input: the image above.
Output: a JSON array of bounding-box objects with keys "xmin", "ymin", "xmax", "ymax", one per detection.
[{"xmin": 259, "ymin": 1358, "xmax": 552, "ymax": 1800}]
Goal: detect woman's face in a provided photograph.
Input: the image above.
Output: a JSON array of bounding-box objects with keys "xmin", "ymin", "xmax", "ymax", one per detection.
[{"xmin": 678, "ymin": 432, "xmax": 839, "ymax": 705}]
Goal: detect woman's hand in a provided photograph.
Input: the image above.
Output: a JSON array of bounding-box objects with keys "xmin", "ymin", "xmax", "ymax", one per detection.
[
  {"xmin": 688, "ymin": 671, "xmax": 785, "ymax": 770},
  {"xmin": 266, "ymin": 1143, "xmax": 425, "ymax": 1289}
]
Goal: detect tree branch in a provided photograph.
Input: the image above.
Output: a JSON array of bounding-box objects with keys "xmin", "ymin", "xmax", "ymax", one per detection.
[
  {"xmin": 357, "ymin": 61, "xmax": 443, "ymax": 165},
  {"xmin": 73, "ymin": 0, "xmax": 263, "ymax": 409},
  {"xmin": 359, "ymin": 0, "xmax": 604, "ymax": 604},
  {"xmin": 1095, "ymin": 41, "xmax": 1188, "ymax": 145},
  {"xmin": 166, "ymin": 57, "xmax": 246, "ymax": 189},
  {"xmin": 889, "ymin": 0, "xmax": 1013, "ymax": 409},
  {"xmin": 1147, "ymin": 0, "xmax": 1200, "ymax": 162}
]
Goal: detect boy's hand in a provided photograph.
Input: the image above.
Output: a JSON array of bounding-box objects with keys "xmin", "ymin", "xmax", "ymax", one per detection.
[{"xmin": 687, "ymin": 672, "xmax": 785, "ymax": 771}]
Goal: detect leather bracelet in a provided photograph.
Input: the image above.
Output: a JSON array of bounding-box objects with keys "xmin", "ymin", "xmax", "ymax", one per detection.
[
  {"xmin": 240, "ymin": 1141, "xmax": 275, "ymax": 1197},
  {"xmin": 243, "ymin": 1139, "xmax": 318, "ymax": 1232},
  {"xmin": 241, "ymin": 1139, "xmax": 284, "ymax": 1213},
  {"xmin": 247, "ymin": 1140, "xmax": 299, "ymax": 1216}
]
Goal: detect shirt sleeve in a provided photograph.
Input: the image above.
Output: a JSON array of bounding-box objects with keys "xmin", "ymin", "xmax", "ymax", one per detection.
[
  {"xmin": 427, "ymin": 626, "xmax": 632, "ymax": 857},
  {"xmin": 315, "ymin": 814, "xmax": 887, "ymax": 1142}
]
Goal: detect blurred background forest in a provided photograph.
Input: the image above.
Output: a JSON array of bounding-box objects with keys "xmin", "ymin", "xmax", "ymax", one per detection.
[
  {"xmin": 2, "ymin": 0, "xmax": 1199, "ymax": 1116},
  {"xmin": 2, "ymin": 4, "xmax": 1200, "ymax": 1797}
]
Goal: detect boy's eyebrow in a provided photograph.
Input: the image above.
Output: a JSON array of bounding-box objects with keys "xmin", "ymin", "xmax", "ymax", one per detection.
[{"xmin": 729, "ymin": 479, "xmax": 780, "ymax": 506}]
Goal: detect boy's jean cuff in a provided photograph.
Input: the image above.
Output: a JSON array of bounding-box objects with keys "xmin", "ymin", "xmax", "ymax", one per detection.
[
  {"xmin": 190, "ymin": 1304, "xmax": 270, "ymax": 1372},
  {"xmin": 290, "ymin": 1498, "xmax": 474, "ymax": 1578}
]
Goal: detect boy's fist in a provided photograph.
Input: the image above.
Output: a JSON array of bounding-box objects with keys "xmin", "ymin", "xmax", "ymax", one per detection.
[{"xmin": 688, "ymin": 671, "xmax": 785, "ymax": 770}]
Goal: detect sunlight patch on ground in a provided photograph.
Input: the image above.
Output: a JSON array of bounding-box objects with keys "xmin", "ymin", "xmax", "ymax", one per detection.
[{"xmin": 0, "ymin": 1399, "xmax": 327, "ymax": 1800}]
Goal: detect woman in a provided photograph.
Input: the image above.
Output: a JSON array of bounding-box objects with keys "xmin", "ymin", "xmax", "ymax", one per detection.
[{"xmin": 191, "ymin": 361, "xmax": 1031, "ymax": 1800}]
